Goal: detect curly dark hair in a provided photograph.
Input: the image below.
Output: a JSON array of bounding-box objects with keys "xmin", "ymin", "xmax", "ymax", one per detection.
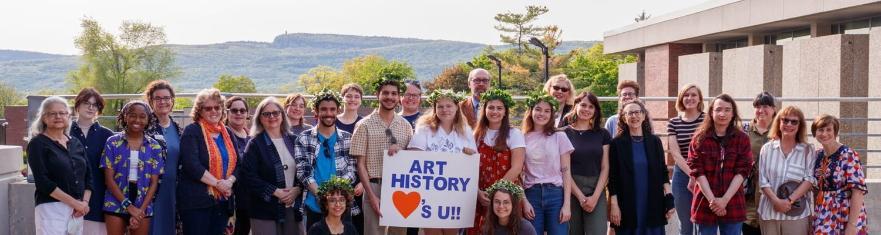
[{"xmin": 318, "ymin": 188, "xmax": 354, "ymax": 215}]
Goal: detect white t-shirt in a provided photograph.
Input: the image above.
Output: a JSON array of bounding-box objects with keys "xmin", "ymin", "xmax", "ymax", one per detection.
[
  {"xmin": 128, "ymin": 150, "xmax": 139, "ymax": 181},
  {"xmin": 409, "ymin": 125, "xmax": 477, "ymax": 154},
  {"xmin": 480, "ymin": 127, "xmax": 527, "ymax": 149},
  {"xmin": 272, "ymin": 138, "xmax": 296, "ymax": 188}
]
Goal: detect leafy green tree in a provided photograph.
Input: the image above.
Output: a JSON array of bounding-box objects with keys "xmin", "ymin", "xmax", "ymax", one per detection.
[
  {"xmin": 494, "ymin": 5, "xmax": 550, "ymax": 53},
  {"xmin": 213, "ymin": 74, "xmax": 259, "ymax": 107},
  {"xmin": 564, "ymin": 43, "xmax": 637, "ymax": 117},
  {"xmin": 426, "ymin": 64, "xmax": 470, "ymax": 92},
  {"xmin": 0, "ymin": 82, "xmax": 24, "ymax": 118},
  {"xmin": 340, "ymin": 55, "xmax": 415, "ymax": 94},
  {"xmin": 297, "ymin": 66, "xmax": 347, "ymax": 94},
  {"xmin": 67, "ymin": 18, "xmax": 178, "ymax": 113}
]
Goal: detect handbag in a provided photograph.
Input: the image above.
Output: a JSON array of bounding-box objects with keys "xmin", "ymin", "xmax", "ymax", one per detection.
[
  {"xmin": 774, "ymin": 144, "xmax": 813, "ymax": 217},
  {"xmin": 66, "ymin": 215, "xmax": 83, "ymax": 235}
]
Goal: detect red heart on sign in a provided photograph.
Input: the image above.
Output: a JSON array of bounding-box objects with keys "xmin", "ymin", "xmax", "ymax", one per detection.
[{"xmin": 392, "ymin": 191, "xmax": 421, "ymax": 218}]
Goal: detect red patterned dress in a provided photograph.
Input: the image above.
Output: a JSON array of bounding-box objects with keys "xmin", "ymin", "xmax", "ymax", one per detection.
[{"xmin": 467, "ymin": 140, "xmax": 516, "ymax": 235}]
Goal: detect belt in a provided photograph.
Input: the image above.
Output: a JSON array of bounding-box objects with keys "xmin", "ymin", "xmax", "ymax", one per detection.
[{"xmin": 369, "ymin": 178, "xmax": 382, "ymax": 184}]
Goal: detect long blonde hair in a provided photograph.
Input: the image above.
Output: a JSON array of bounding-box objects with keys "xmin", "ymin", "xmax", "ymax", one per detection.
[{"xmin": 415, "ymin": 97, "xmax": 469, "ymax": 139}]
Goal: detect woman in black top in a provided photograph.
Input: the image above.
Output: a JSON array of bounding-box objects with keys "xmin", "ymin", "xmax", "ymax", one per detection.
[
  {"xmin": 28, "ymin": 96, "xmax": 92, "ymax": 235},
  {"xmin": 70, "ymin": 88, "xmax": 115, "ymax": 233},
  {"xmin": 563, "ymin": 92, "xmax": 611, "ymax": 235},
  {"xmin": 308, "ymin": 177, "xmax": 358, "ymax": 235},
  {"xmin": 225, "ymin": 96, "xmax": 252, "ymax": 235}
]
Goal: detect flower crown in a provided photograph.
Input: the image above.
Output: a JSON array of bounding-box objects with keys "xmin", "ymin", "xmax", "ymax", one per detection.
[
  {"xmin": 371, "ymin": 74, "xmax": 406, "ymax": 93},
  {"xmin": 524, "ymin": 92, "xmax": 559, "ymax": 111},
  {"xmin": 426, "ymin": 89, "xmax": 465, "ymax": 105},
  {"xmin": 485, "ymin": 180, "xmax": 524, "ymax": 199},
  {"xmin": 309, "ymin": 89, "xmax": 342, "ymax": 109},
  {"xmin": 480, "ymin": 88, "xmax": 515, "ymax": 108},
  {"xmin": 317, "ymin": 176, "xmax": 354, "ymax": 197}
]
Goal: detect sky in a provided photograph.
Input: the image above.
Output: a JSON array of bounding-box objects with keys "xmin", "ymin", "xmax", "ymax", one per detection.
[{"xmin": 0, "ymin": 0, "xmax": 707, "ymax": 55}]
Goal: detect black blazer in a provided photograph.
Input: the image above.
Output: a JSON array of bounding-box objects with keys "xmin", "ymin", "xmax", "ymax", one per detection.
[
  {"xmin": 177, "ymin": 123, "xmax": 242, "ymax": 210},
  {"xmin": 240, "ymin": 131, "xmax": 302, "ymax": 222},
  {"xmin": 608, "ymin": 132, "xmax": 669, "ymax": 229}
]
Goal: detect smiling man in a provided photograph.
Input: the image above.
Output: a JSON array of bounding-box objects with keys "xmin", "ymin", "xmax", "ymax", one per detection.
[{"xmin": 459, "ymin": 68, "xmax": 491, "ymax": 128}]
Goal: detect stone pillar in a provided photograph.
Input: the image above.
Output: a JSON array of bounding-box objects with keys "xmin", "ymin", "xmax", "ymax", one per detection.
[
  {"xmin": 722, "ymin": 44, "xmax": 783, "ymax": 120},
  {"xmin": 644, "ymin": 43, "xmax": 703, "ymax": 131},
  {"xmin": 782, "ymin": 34, "xmax": 869, "ymax": 163},
  {"xmin": 747, "ymin": 33, "xmax": 765, "ymax": 46},
  {"xmin": 869, "ymin": 29, "xmax": 881, "ymax": 177},
  {"xmin": 678, "ymin": 52, "xmax": 723, "ymax": 98},
  {"xmin": 618, "ymin": 62, "xmax": 645, "ymax": 97},
  {"xmin": 811, "ymin": 22, "xmax": 832, "ymax": 37},
  {"xmin": 0, "ymin": 146, "xmax": 24, "ymax": 235}
]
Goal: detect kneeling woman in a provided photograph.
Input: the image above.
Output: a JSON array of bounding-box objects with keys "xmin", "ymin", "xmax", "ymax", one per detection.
[
  {"xmin": 308, "ymin": 177, "xmax": 359, "ymax": 235},
  {"xmin": 100, "ymin": 101, "xmax": 164, "ymax": 235},
  {"xmin": 482, "ymin": 180, "xmax": 536, "ymax": 235}
]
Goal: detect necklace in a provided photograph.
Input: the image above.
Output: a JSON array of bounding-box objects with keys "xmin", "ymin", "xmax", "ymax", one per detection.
[{"xmin": 631, "ymin": 136, "xmax": 644, "ymax": 142}]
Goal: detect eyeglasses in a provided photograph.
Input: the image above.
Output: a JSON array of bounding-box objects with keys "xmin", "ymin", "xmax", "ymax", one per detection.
[
  {"xmin": 385, "ymin": 128, "xmax": 398, "ymax": 145},
  {"xmin": 620, "ymin": 92, "xmax": 637, "ymax": 98},
  {"xmin": 552, "ymin": 86, "xmax": 570, "ymax": 93},
  {"xmin": 403, "ymin": 93, "xmax": 421, "ymax": 99},
  {"xmin": 326, "ymin": 197, "xmax": 347, "ymax": 205},
  {"xmin": 44, "ymin": 111, "xmax": 70, "ymax": 118},
  {"xmin": 781, "ymin": 118, "xmax": 800, "ymax": 126},
  {"xmin": 82, "ymin": 102, "xmax": 99, "ymax": 110},
  {"xmin": 152, "ymin": 96, "xmax": 174, "ymax": 103},
  {"xmin": 202, "ymin": 106, "xmax": 222, "ymax": 112},
  {"xmin": 472, "ymin": 78, "xmax": 490, "ymax": 84},
  {"xmin": 228, "ymin": 108, "xmax": 248, "ymax": 115},
  {"xmin": 625, "ymin": 110, "xmax": 643, "ymax": 117},
  {"xmin": 260, "ymin": 111, "xmax": 282, "ymax": 118}
]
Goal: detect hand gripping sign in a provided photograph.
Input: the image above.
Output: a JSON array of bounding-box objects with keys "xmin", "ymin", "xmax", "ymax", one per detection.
[{"xmin": 379, "ymin": 150, "xmax": 479, "ymax": 228}]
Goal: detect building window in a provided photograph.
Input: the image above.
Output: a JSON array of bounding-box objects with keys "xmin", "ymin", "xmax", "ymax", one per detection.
[{"xmin": 775, "ymin": 28, "xmax": 810, "ymax": 45}]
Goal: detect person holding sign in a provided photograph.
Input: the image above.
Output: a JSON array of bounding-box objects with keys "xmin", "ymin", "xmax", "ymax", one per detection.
[
  {"xmin": 240, "ymin": 97, "xmax": 305, "ymax": 235},
  {"xmin": 521, "ymin": 92, "xmax": 574, "ymax": 235},
  {"xmin": 308, "ymin": 177, "xmax": 360, "ymax": 235},
  {"xmin": 608, "ymin": 101, "xmax": 673, "ymax": 235},
  {"xmin": 482, "ymin": 180, "xmax": 536, "ymax": 235},
  {"xmin": 468, "ymin": 88, "xmax": 525, "ymax": 235},
  {"xmin": 295, "ymin": 90, "xmax": 361, "ymax": 229},
  {"xmin": 407, "ymin": 89, "xmax": 477, "ymax": 234},
  {"xmin": 352, "ymin": 75, "xmax": 414, "ymax": 235}
]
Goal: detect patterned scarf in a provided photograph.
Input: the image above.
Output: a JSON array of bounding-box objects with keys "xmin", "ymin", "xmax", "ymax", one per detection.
[{"xmin": 199, "ymin": 120, "xmax": 238, "ymax": 200}]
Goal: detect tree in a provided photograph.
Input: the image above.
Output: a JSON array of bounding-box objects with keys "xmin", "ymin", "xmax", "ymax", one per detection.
[
  {"xmin": 426, "ymin": 64, "xmax": 470, "ymax": 92},
  {"xmin": 213, "ymin": 74, "xmax": 259, "ymax": 107},
  {"xmin": 67, "ymin": 18, "xmax": 178, "ymax": 113},
  {"xmin": 340, "ymin": 55, "xmax": 415, "ymax": 94},
  {"xmin": 0, "ymin": 82, "xmax": 23, "ymax": 118},
  {"xmin": 494, "ymin": 5, "xmax": 550, "ymax": 53},
  {"xmin": 635, "ymin": 10, "xmax": 651, "ymax": 22},
  {"xmin": 297, "ymin": 66, "xmax": 347, "ymax": 94},
  {"xmin": 563, "ymin": 43, "xmax": 637, "ymax": 117}
]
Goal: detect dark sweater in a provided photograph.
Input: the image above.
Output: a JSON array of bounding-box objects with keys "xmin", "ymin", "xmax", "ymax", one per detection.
[
  {"xmin": 28, "ymin": 134, "xmax": 93, "ymax": 206},
  {"xmin": 608, "ymin": 132, "xmax": 670, "ymax": 229},
  {"xmin": 177, "ymin": 123, "xmax": 241, "ymax": 210}
]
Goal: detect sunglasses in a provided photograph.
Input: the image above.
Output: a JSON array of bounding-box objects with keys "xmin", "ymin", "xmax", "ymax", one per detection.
[
  {"xmin": 552, "ymin": 86, "xmax": 570, "ymax": 93},
  {"xmin": 781, "ymin": 118, "xmax": 800, "ymax": 126},
  {"xmin": 385, "ymin": 128, "xmax": 398, "ymax": 145},
  {"xmin": 260, "ymin": 111, "xmax": 282, "ymax": 118},
  {"xmin": 202, "ymin": 106, "xmax": 222, "ymax": 112},
  {"xmin": 228, "ymin": 108, "xmax": 248, "ymax": 115},
  {"xmin": 322, "ymin": 140, "xmax": 332, "ymax": 159}
]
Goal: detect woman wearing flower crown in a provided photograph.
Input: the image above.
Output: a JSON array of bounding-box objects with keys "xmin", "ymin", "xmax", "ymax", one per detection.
[
  {"xmin": 408, "ymin": 89, "xmax": 477, "ymax": 235},
  {"xmin": 308, "ymin": 177, "xmax": 359, "ymax": 235},
  {"xmin": 482, "ymin": 180, "xmax": 536, "ymax": 235},
  {"xmin": 468, "ymin": 88, "xmax": 526, "ymax": 235}
]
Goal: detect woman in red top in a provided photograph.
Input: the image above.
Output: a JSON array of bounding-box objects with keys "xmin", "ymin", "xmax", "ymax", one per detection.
[
  {"xmin": 468, "ymin": 88, "xmax": 525, "ymax": 235},
  {"xmin": 687, "ymin": 94, "xmax": 753, "ymax": 235}
]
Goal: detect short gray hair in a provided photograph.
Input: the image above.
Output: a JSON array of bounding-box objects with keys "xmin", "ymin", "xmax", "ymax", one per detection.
[
  {"xmin": 468, "ymin": 68, "xmax": 490, "ymax": 81},
  {"xmin": 250, "ymin": 97, "xmax": 290, "ymax": 137},
  {"xmin": 29, "ymin": 96, "xmax": 71, "ymax": 139}
]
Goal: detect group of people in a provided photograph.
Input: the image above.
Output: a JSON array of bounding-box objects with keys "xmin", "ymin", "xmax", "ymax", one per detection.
[{"xmin": 25, "ymin": 67, "xmax": 867, "ymax": 235}]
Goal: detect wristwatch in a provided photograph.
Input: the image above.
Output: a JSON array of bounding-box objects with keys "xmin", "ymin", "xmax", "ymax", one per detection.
[{"xmin": 121, "ymin": 199, "xmax": 132, "ymax": 208}]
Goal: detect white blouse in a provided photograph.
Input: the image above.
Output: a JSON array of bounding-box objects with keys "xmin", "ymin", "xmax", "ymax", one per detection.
[
  {"xmin": 757, "ymin": 140, "xmax": 816, "ymax": 220},
  {"xmin": 408, "ymin": 125, "xmax": 477, "ymax": 154}
]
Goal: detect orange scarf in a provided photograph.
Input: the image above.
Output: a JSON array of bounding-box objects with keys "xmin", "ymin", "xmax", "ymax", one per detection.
[{"xmin": 199, "ymin": 120, "xmax": 238, "ymax": 200}]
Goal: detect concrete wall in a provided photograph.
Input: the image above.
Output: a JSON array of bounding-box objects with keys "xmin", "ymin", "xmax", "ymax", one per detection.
[
  {"xmin": 618, "ymin": 62, "xmax": 645, "ymax": 97},
  {"xmin": 644, "ymin": 43, "xmax": 703, "ymax": 133},
  {"xmin": 9, "ymin": 181, "xmax": 33, "ymax": 235},
  {"xmin": 0, "ymin": 146, "xmax": 24, "ymax": 235},
  {"xmin": 678, "ymin": 52, "xmax": 723, "ymax": 97},
  {"xmin": 869, "ymin": 29, "xmax": 881, "ymax": 178},
  {"xmin": 722, "ymin": 44, "xmax": 783, "ymax": 120},
  {"xmin": 782, "ymin": 34, "xmax": 869, "ymax": 162}
]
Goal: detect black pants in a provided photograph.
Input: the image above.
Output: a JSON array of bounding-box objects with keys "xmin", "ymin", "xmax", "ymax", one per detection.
[
  {"xmin": 742, "ymin": 223, "xmax": 762, "ymax": 235},
  {"xmin": 233, "ymin": 207, "xmax": 250, "ymax": 235},
  {"xmin": 180, "ymin": 201, "xmax": 231, "ymax": 235}
]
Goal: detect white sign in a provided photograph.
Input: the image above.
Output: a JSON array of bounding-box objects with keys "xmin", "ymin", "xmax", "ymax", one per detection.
[{"xmin": 378, "ymin": 150, "xmax": 479, "ymax": 228}]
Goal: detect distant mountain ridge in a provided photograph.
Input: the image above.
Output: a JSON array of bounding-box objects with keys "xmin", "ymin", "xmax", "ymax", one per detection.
[{"xmin": 0, "ymin": 33, "xmax": 597, "ymax": 93}]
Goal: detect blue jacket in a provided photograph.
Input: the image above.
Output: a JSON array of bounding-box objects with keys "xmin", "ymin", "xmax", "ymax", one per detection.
[
  {"xmin": 70, "ymin": 122, "xmax": 114, "ymax": 222},
  {"xmin": 241, "ymin": 131, "xmax": 303, "ymax": 222},
  {"xmin": 177, "ymin": 123, "xmax": 242, "ymax": 211}
]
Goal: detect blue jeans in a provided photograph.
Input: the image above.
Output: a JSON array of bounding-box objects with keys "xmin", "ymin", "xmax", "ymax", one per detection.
[
  {"xmin": 180, "ymin": 201, "xmax": 231, "ymax": 235},
  {"xmin": 525, "ymin": 183, "xmax": 568, "ymax": 235},
  {"xmin": 672, "ymin": 167, "xmax": 694, "ymax": 235},
  {"xmin": 695, "ymin": 222, "xmax": 742, "ymax": 235}
]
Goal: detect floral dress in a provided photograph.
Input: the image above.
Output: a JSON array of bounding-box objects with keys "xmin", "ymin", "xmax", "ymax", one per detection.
[
  {"xmin": 813, "ymin": 145, "xmax": 868, "ymax": 234},
  {"xmin": 467, "ymin": 141, "xmax": 515, "ymax": 235},
  {"xmin": 100, "ymin": 133, "xmax": 165, "ymax": 215}
]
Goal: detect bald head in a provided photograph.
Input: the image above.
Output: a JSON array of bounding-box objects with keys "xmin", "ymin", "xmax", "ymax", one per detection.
[{"xmin": 468, "ymin": 68, "xmax": 491, "ymax": 96}]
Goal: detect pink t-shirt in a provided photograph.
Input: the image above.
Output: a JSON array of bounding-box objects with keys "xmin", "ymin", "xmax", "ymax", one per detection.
[{"xmin": 523, "ymin": 131, "xmax": 575, "ymax": 188}]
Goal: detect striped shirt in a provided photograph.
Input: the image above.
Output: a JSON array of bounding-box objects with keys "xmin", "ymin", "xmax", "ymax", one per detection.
[
  {"xmin": 666, "ymin": 113, "xmax": 705, "ymax": 157},
  {"xmin": 757, "ymin": 140, "xmax": 817, "ymax": 220}
]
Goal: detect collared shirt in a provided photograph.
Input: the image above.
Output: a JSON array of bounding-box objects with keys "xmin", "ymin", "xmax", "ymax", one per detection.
[
  {"xmin": 295, "ymin": 127, "xmax": 359, "ymax": 214},
  {"xmin": 28, "ymin": 134, "xmax": 92, "ymax": 206},
  {"xmin": 350, "ymin": 111, "xmax": 413, "ymax": 179},
  {"xmin": 687, "ymin": 129, "xmax": 753, "ymax": 224},
  {"xmin": 757, "ymin": 140, "xmax": 816, "ymax": 220},
  {"xmin": 100, "ymin": 133, "xmax": 165, "ymax": 215},
  {"xmin": 70, "ymin": 121, "xmax": 114, "ymax": 222}
]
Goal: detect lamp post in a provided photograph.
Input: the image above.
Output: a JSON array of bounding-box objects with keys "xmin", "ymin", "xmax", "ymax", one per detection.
[
  {"xmin": 528, "ymin": 37, "xmax": 550, "ymax": 82},
  {"xmin": 486, "ymin": 55, "xmax": 502, "ymax": 89}
]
